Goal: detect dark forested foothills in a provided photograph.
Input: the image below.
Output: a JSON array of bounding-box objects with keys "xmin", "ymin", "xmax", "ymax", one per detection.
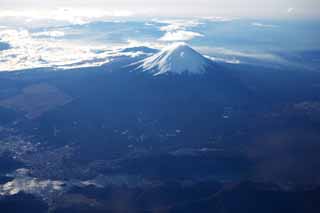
[{"xmin": 0, "ymin": 0, "xmax": 320, "ymax": 212}]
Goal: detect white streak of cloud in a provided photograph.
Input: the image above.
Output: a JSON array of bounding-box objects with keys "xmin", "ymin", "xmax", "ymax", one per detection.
[
  {"xmin": 205, "ymin": 55, "xmax": 241, "ymax": 64},
  {"xmin": 200, "ymin": 16, "xmax": 235, "ymax": 22},
  {"xmin": 252, "ymin": 22, "xmax": 278, "ymax": 28},
  {"xmin": 156, "ymin": 19, "xmax": 202, "ymax": 32},
  {"xmin": 198, "ymin": 46, "xmax": 285, "ymax": 63},
  {"xmin": 32, "ymin": 31, "xmax": 65, "ymax": 37}
]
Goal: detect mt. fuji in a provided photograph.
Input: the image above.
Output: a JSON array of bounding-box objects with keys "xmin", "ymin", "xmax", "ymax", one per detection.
[{"xmin": 136, "ymin": 43, "xmax": 213, "ymax": 76}]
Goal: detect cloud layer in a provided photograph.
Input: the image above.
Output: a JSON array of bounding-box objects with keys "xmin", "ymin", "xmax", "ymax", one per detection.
[{"xmin": 0, "ymin": 28, "xmax": 112, "ymax": 71}]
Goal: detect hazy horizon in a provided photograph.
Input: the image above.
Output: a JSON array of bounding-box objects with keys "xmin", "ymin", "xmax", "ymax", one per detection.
[{"xmin": 0, "ymin": 0, "xmax": 319, "ymax": 19}]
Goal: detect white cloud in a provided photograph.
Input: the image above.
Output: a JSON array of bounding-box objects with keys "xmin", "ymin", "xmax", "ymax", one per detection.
[
  {"xmin": 159, "ymin": 30, "xmax": 203, "ymax": 41},
  {"xmin": 154, "ymin": 19, "xmax": 204, "ymax": 42},
  {"xmin": 32, "ymin": 31, "xmax": 65, "ymax": 37},
  {"xmin": 0, "ymin": 27, "xmax": 162, "ymax": 71},
  {"xmin": 156, "ymin": 19, "xmax": 202, "ymax": 32},
  {"xmin": 126, "ymin": 39, "xmax": 164, "ymax": 49},
  {"xmin": 0, "ymin": 28, "xmax": 115, "ymax": 71},
  {"xmin": 200, "ymin": 16, "xmax": 235, "ymax": 22},
  {"xmin": 160, "ymin": 24, "xmax": 184, "ymax": 32},
  {"xmin": 0, "ymin": 176, "xmax": 64, "ymax": 196},
  {"xmin": 205, "ymin": 55, "xmax": 241, "ymax": 64},
  {"xmin": 287, "ymin": 7, "xmax": 295, "ymax": 13},
  {"xmin": 252, "ymin": 22, "xmax": 278, "ymax": 28},
  {"xmin": 198, "ymin": 46, "xmax": 285, "ymax": 63}
]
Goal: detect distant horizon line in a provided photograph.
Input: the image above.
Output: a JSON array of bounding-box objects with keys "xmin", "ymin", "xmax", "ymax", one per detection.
[{"xmin": 0, "ymin": 7, "xmax": 320, "ymax": 21}]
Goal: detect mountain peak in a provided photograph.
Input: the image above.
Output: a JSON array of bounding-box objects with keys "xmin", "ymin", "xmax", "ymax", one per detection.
[
  {"xmin": 137, "ymin": 43, "xmax": 212, "ymax": 76},
  {"xmin": 165, "ymin": 42, "xmax": 193, "ymax": 52}
]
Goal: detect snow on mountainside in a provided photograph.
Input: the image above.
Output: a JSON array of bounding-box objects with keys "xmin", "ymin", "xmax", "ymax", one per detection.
[{"xmin": 136, "ymin": 43, "xmax": 213, "ymax": 76}]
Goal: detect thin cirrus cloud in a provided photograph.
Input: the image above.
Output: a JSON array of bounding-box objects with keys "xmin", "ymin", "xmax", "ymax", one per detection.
[
  {"xmin": 198, "ymin": 46, "xmax": 285, "ymax": 63},
  {"xmin": 251, "ymin": 22, "xmax": 278, "ymax": 28}
]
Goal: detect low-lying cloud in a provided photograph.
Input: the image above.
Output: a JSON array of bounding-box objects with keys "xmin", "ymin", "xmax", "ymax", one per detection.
[
  {"xmin": 0, "ymin": 27, "xmax": 158, "ymax": 71},
  {"xmin": 0, "ymin": 28, "xmax": 113, "ymax": 71},
  {"xmin": 251, "ymin": 22, "xmax": 278, "ymax": 28}
]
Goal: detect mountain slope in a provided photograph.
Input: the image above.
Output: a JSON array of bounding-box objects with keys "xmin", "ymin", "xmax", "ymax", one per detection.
[{"xmin": 136, "ymin": 43, "xmax": 213, "ymax": 76}]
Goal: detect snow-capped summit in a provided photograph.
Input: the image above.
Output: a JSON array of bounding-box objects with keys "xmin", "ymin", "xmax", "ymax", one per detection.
[{"xmin": 136, "ymin": 43, "xmax": 212, "ymax": 76}]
